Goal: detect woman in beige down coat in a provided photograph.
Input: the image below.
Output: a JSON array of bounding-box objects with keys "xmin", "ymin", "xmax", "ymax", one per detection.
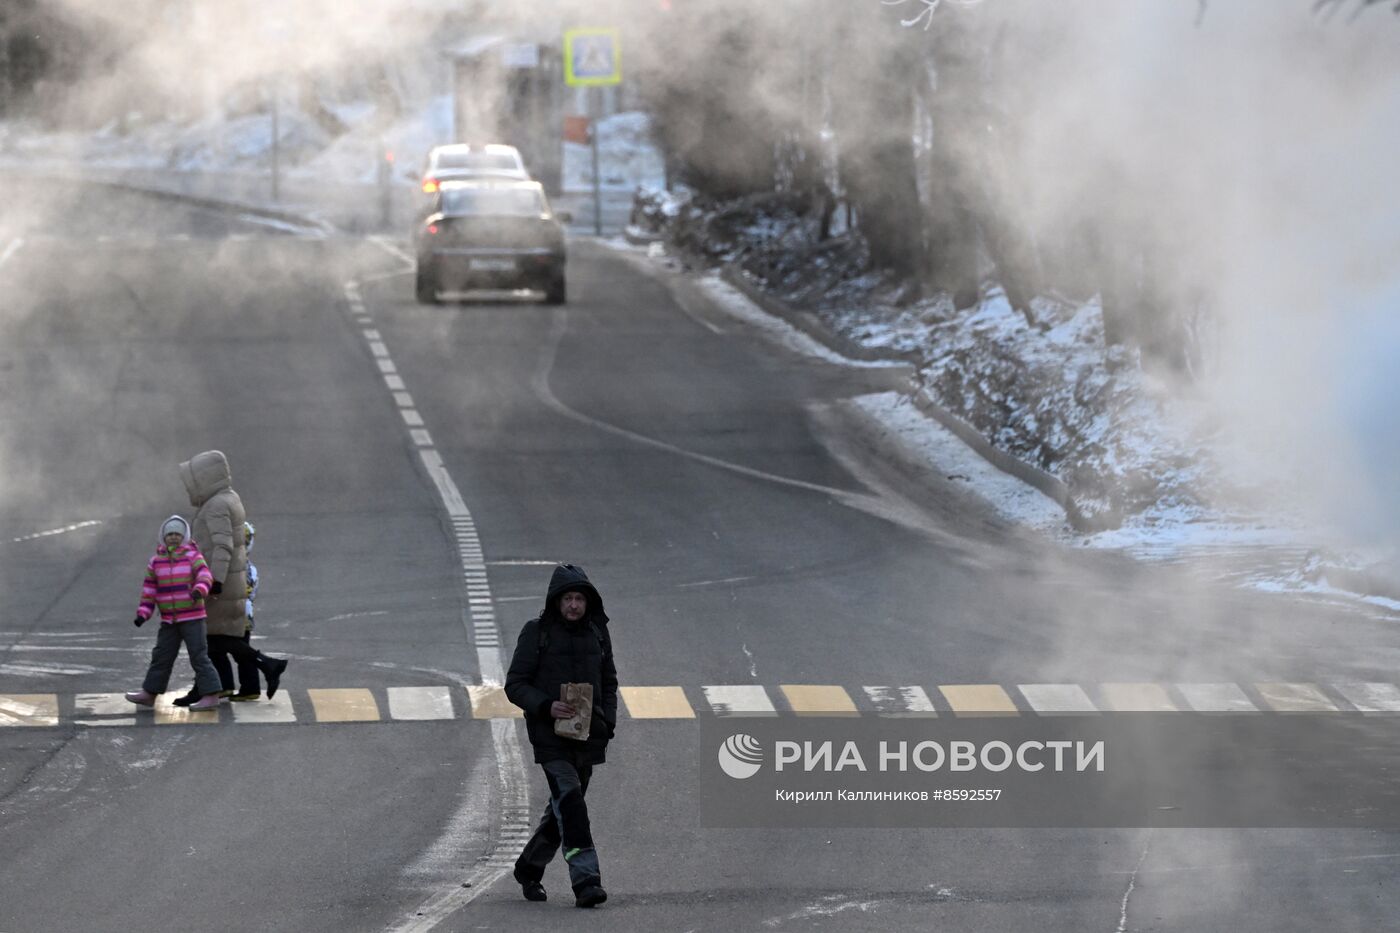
[{"xmin": 177, "ymin": 450, "xmax": 287, "ymax": 703}]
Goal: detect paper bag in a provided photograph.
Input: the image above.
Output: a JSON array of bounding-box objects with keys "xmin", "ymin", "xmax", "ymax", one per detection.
[{"xmin": 554, "ymin": 682, "xmax": 593, "ymax": 741}]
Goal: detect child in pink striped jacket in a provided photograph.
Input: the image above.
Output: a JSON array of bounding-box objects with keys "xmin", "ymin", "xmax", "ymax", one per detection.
[{"xmin": 124, "ymin": 515, "xmax": 226, "ymax": 711}]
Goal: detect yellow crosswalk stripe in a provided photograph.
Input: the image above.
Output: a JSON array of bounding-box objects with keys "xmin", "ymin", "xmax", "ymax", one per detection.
[
  {"xmin": 939, "ymin": 684, "xmax": 1019, "ymax": 717},
  {"xmin": 1255, "ymin": 682, "xmax": 1338, "ymax": 712},
  {"xmin": 780, "ymin": 685, "xmax": 858, "ymax": 716},
  {"xmin": 620, "ymin": 686, "xmax": 694, "ymax": 718},
  {"xmin": 307, "ymin": 688, "xmax": 380, "ymax": 722},
  {"xmin": 466, "ymin": 685, "xmax": 522, "ymax": 719},
  {"xmin": 1175, "ymin": 683, "xmax": 1258, "ymax": 712},
  {"xmin": 0, "ymin": 694, "xmax": 59, "ymax": 726},
  {"xmin": 1100, "ymin": 683, "xmax": 1177, "ymax": 712}
]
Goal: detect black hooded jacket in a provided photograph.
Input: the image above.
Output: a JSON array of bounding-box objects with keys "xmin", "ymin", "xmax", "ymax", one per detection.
[{"xmin": 505, "ymin": 564, "xmax": 619, "ymax": 765}]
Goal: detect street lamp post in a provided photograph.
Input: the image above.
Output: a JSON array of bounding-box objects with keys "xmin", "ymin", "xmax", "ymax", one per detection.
[{"xmin": 269, "ymin": 81, "xmax": 280, "ymax": 202}]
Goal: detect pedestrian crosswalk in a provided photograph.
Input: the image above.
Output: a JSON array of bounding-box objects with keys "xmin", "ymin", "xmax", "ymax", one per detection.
[{"xmin": 5, "ymin": 681, "xmax": 1400, "ymax": 728}]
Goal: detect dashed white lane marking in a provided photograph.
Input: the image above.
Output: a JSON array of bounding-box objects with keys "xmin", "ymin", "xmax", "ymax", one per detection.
[
  {"xmin": 0, "ymin": 237, "xmax": 24, "ymax": 267},
  {"xmin": 417, "ymin": 449, "xmax": 469, "ymax": 517},
  {"xmin": 344, "ymin": 273, "xmax": 529, "ymax": 932},
  {"xmin": 12, "ymin": 520, "xmax": 104, "ymax": 543}
]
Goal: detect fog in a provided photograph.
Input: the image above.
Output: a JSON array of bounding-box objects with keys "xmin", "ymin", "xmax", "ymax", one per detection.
[
  {"xmin": 1, "ymin": 3, "xmax": 1397, "ymax": 924},
  {"xmin": 3, "ymin": 0, "xmax": 1391, "ymax": 549}
]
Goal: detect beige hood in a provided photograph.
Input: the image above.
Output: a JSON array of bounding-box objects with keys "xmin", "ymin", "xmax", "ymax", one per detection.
[{"xmin": 180, "ymin": 450, "xmax": 231, "ymax": 508}]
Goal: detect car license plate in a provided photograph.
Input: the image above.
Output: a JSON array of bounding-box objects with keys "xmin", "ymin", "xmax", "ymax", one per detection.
[{"xmin": 469, "ymin": 258, "xmax": 515, "ymax": 272}]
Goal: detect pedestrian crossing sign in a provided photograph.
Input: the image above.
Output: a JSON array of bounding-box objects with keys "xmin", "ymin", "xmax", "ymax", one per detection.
[{"xmin": 564, "ymin": 28, "xmax": 622, "ymax": 87}]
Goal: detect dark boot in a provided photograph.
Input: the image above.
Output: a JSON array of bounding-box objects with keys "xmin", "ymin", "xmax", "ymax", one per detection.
[
  {"xmin": 513, "ymin": 867, "xmax": 547, "ymax": 902},
  {"xmin": 575, "ymin": 885, "xmax": 607, "ymax": 908},
  {"xmin": 172, "ymin": 686, "xmax": 200, "ymax": 707},
  {"xmin": 262, "ymin": 656, "xmax": 289, "ymax": 699}
]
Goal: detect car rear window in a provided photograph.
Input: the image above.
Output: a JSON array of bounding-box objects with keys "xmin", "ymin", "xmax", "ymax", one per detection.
[
  {"xmin": 441, "ymin": 188, "xmax": 547, "ymax": 216},
  {"xmin": 435, "ymin": 151, "xmax": 521, "ymax": 172}
]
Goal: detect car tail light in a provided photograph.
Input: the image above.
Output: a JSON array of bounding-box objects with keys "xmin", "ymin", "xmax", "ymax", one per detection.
[
  {"xmin": 427, "ymin": 224, "xmax": 439, "ymax": 235},
  {"xmin": 422, "ymin": 178, "xmax": 439, "ymax": 194}
]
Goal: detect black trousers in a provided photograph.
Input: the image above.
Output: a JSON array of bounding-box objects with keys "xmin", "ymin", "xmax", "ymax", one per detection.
[
  {"xmin": 207, "ymin": 633, "xmax": 269, "ymax": 695},
  {"xmin": 514, "ymin": 756, "xmax": 601, "ymax": 893}
]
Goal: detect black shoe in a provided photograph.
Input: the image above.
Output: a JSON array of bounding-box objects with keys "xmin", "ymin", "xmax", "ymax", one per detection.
[
  {"xmin": 575, "ymin": 886, "xmax": 607, "ymax": 908},
  {"xmin": 264, "ymin": 658, "xmax": 288, "ymax": 699},
  {"xmin": 520, "ymin": 881, "xmax": 546, "ymax": 902},
  {"xmin": 172, "ymin": 688, "xmax": 200, "ymax": 707}
]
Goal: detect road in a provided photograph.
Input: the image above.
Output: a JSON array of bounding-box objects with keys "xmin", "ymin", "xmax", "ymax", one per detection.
[{"xmin": 1, "ymin": 181, "xmax": 1397, "ymax": 932}]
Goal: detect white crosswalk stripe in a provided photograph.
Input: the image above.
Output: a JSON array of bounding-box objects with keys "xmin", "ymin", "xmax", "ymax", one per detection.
[
  {"xmin": 1018, "ymin": 683, "xmax": 1099, "ymax": 714},
  {"xmin": 701, "ymin": 685, "xmax": 776, "ymax": 716}
]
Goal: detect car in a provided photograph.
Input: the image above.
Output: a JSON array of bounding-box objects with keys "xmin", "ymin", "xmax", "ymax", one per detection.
[
  {"xmin": 414, "ymin": 180, "xmax": 570, "ymax": 305},
  {"xmin": 419, "ymin": 143, "xmax": 530, "ymax": 194}
]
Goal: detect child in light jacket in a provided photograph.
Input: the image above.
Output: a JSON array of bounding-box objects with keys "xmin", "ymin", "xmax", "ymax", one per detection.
[{"xmin": 124, "ymin": 515, "xmax": 225, "ymax": 711}]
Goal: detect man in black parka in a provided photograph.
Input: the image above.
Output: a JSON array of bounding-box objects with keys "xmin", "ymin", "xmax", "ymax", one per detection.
[{"xmin": 505, "ymin": 563, "xmax": 618, "ymax": 909}]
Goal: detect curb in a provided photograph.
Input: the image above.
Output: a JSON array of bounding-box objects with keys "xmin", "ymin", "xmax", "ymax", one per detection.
[
  {"xmin": 717, "ymin": 263, "xmax": 1097, "ymax": 532},
  {"xmin": 1322, "ymin": 565, "xmax": 1400, "ymax": 606},
  {"xmin": 0, "ymin": 163, "xmax": 337, "ymax": 235},
  {"xmin": 720, "ymin": 265, "xmax": 923, "ymax": 367},
  {"xmin": 85, "ymin": 177, "xmax": 336, "ymax": 236},
  {"xmin": 907, "ymin": 386, "xmax": 1096, "ymax": 533}
]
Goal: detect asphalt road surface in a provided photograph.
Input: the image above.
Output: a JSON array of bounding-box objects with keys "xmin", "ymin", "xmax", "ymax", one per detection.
[{"xmin": 2, "ymin": 181, "xmax": 1398, "ymax": 932}]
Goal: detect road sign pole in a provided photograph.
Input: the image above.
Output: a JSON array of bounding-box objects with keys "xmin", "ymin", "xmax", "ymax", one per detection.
[
  {"xmin": 270, "ymin": 84, "xmax": 280, "ymax": 203},
  {"xmin": 563, "ymin": 27, "xmax": 622, "ymax": 236},
  {"xmin": 591, "ymin": 90, "xmax": 602, "ymax": 236}
]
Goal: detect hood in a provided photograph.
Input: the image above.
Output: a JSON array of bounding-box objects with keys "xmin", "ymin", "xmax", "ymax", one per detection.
[
  {"xmin": 542, "ymin": 563, "xmax": 607, "ymax": 625},
  {"xmin": 158, "ymin": 514, "xmax": 191, "ymax": 546},
  {"xmin": 179, "ymin": 450, "xmax": 232, "ymax": 507}
]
